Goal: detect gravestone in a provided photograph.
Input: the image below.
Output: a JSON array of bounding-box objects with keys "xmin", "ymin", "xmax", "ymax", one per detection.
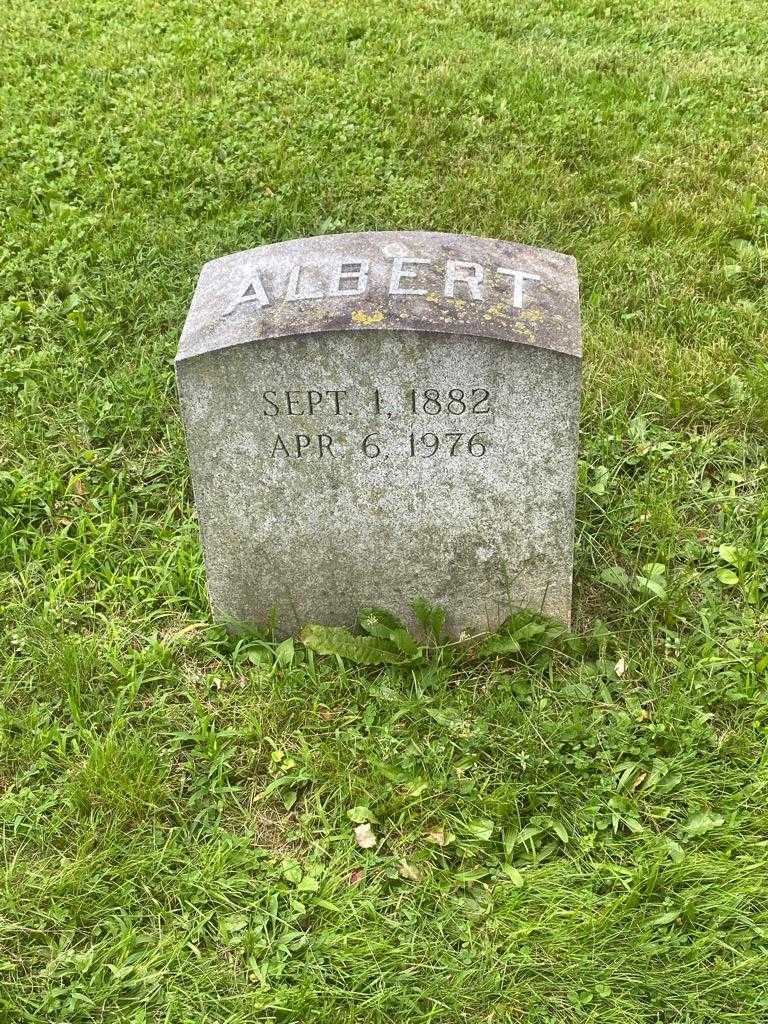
[{"xmin": 176, "ymin": 231, "xmax": 581, "ymax": 636}]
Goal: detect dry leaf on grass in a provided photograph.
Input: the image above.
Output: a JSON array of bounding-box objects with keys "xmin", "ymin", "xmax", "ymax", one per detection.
[
  {"xmin": 354, "ymin": 823, "xmax": 377, "ymax": 849},
  {"xmin": 397, "ymin": 860, "xmax": 421, "ymax": 882}
]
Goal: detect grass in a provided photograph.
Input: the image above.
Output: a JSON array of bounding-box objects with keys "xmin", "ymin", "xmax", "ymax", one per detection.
[{"xmin": 1, "ymin": 0, "xmax": 768, "ymax": 1020}]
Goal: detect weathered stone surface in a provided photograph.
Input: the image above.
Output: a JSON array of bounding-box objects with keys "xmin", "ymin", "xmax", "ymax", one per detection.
[{"xmin": 176, "ymin": 231, "xmax": 582, "ymax": 635}]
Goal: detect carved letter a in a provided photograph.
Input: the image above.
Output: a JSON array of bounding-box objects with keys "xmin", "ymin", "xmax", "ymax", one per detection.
[{"xmin": 227, "ymin": 274, "xmax": 270, "ymax": 315}]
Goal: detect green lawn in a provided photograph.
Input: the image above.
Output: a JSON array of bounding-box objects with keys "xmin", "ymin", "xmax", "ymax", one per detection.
[{"xmin": 2, "ymin": 0, "xmax": 768, "ymax": 1020}]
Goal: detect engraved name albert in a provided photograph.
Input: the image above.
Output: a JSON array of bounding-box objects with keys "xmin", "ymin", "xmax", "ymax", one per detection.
[{"xmin": 226, "ymin": 254, "xmax": 542, "ymax": 316}]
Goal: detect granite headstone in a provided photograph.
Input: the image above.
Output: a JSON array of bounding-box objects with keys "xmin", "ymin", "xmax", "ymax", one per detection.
[{"xmin": 176, "ymin": 231, "xmax": 582, "ymax": 635}]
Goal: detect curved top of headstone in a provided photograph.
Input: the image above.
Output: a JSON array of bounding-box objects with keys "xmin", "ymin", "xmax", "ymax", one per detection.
[{"xmin": 176, "ymin": 231, "xmax": 581, "ymax": 363}]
